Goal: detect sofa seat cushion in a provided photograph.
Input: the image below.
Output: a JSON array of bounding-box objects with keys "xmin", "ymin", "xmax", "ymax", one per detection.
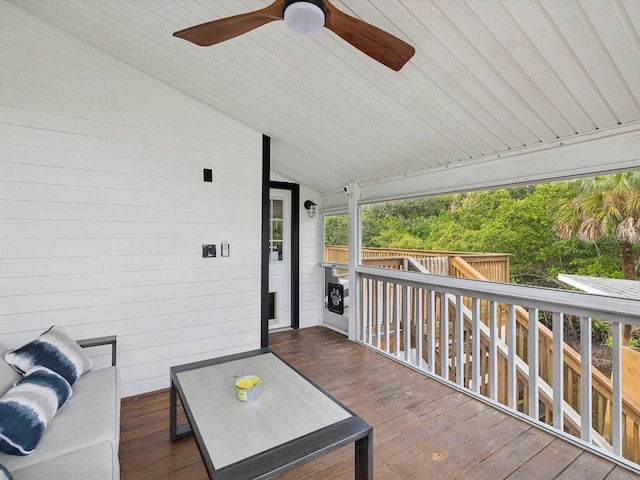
[
  {"xmin": 0, "ymin": 366, "xmax": 120, "ymax": 471},
  {"xmin": 10, "ymin": 441, "xmax": 118, "ymax": 480},
  {"xmin": 4, "ymin": 326, "xmax": 93, "ymax": 385},
  {"xmin": 0, "ymin": 367, "xmax": 72, "ymax": 456}
]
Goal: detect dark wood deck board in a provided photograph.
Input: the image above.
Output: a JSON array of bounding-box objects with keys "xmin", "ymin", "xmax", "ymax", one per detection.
[
  {"xmin": 505, "ymin": 438, "xmax": 584, "ymax": 479},
  {"xmin": 119, "ymin": 326, "xmax": 640, "ymax": 479}
]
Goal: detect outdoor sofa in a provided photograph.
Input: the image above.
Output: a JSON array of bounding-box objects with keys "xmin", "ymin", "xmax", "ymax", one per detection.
[{"xmin": 0, "ymin": 326, "xmax": 120, "ymax": 480}]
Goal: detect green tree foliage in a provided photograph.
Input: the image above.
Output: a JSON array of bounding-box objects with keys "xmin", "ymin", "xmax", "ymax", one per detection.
[
  {"xmin": 424, "ymin": 187, "xmax": 565, "ymax": 286},
  {"xmin": 366, "ymin": 219, "xmax": 426, "ymax": 249},
  {"xmin": 362, "ymin": 197, "xmax": 448, "ymax": 247},
  {"xmin": 552, "ymin": 172, "xmax": 640, "ymax": 280},
  {"xmin": 324, "ymin": 174, "xmax": 636, "ymax": 287},
  {"xmin": 324, "ymin": 214, "xmax": 348, "ymax": 246}
]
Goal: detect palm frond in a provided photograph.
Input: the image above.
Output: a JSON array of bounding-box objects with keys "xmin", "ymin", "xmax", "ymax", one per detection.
[{"xmin": 617, "ymin": 217, "xmax": 640, "ymax": 243}]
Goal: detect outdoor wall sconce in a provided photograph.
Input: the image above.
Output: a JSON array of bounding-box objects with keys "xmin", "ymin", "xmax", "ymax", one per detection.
[{"xmin": 304, "ymin": 200, "xmax": 317, "ymax": 217}]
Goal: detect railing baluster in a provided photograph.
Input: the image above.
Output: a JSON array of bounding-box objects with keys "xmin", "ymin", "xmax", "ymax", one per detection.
[
  {"xmin": 427, "ymin": 290, "xmax": 435, "ymax": 374},
  {"xmin": 456, "ymin": 295, "xmax": 464, "ymax": 387},
  {"xmin": 528, "ymin": 307, "xmax": 539, "ymax": 421},
  {"xmin": 553, "ymin": 312, "xmax": 564, "ymax": 430},
  {"xmin": 366, "ymin": 278, "xmax": 373, "ymax": 345},
  {"xmin": 394, "ymin": 283, "xmax": 401, "ymax": 358},
  {"xmin": 507, "ymin": 304, "xmax": 517, "ymax": 409},
  {"xmin": 360, "ymin": 277, "xmax": 367, "ymax": 343},
  {"xmin": 612, "ymin": 321, "xmax": 623, "ymax": 456},
  {"xmin": 440, "ymin": 291, "xmax": 449, "ymax": 379},
  {"xmin": 472, "ymin": 298, "xmax": 481, "ymax": 394},
  {"xmin": 404, "ymin": 285, "xmax": 411, "ymax": 362},
  {"xmin": 489, "ymin": 301, "xmax": 498, "ymax": 401},
  {"xmin": 384, "ymin": 281, "xmax": 390, "ymax": 354},
  {"xmin": 375, "ymin": 280, "xmax": 382, "ymax": 349},
  {"xmin": 415, "ymin": 288, "xmax": 423, "ymax": 369},
  {"xmin": 580, "ymin": 316, "xmax": 593, "ymax": 443}
]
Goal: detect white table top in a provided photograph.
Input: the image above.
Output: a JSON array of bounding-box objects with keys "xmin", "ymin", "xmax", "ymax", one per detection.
[{"xmin": 176, "ymin": 352, "xmax": 352, "ymax": 469}]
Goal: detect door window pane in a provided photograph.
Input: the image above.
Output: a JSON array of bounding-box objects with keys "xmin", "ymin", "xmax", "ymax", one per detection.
[
  {"xmin": 270, "ymin": 198, "xmax": 285, "ymax": 262},
  {"xmin": 271, "ymin": 199, "xmax": 283, "ymax": 220}
]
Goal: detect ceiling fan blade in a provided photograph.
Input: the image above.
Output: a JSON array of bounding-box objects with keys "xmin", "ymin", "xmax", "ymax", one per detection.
[
  {"xmin": 323, "ymin": 1, "xmax": 415, "ymax": 71},
  {"xmin": 173, "ymin": 0, "xmax": 285, "ymax": 47}
]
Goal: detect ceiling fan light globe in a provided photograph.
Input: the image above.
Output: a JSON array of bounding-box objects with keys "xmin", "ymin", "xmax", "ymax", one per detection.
[{"xmin": 284, "ymin": 2, "xmax": 325, "ymax": 34}]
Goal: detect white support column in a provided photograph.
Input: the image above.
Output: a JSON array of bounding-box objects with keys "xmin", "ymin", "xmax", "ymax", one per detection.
[{"xmin": 346, "ymin": 182, "xmax": 361, "ymax": 341}]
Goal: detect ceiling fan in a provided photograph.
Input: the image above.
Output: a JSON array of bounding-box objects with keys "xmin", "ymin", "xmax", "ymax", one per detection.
[{"xmin": 173, "ymin": 0, "xmax": 415, "ymax": 71}]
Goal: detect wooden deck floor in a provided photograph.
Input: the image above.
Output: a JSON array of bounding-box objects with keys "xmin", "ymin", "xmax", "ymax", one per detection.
[{"xmin": 120, "ymin": 327, "xmax": 640, "ymax": 479}]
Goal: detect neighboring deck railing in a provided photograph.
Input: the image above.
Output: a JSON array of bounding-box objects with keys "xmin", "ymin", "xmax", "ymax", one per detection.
[
  {"xmin": 356, "ymin": 261, "xmax": 640, "ymax": 467},
  {"xmin": 324, "ymin": 245, "xmax": 511, "ymax": 282}
]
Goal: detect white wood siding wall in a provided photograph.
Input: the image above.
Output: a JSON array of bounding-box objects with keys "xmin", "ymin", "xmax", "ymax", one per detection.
[
  {"xmin": 298, "ymin": 185, "xmax": 321, "ymax": 329},
  {"xmin": 0, "ymin": 3, "xmax": 263, "ymax": 397}
]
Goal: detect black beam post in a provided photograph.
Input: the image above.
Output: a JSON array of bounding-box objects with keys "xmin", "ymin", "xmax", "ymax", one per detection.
[{"xmin": 261, "ymin": 135, "xmax": 271, "ymax": 348}]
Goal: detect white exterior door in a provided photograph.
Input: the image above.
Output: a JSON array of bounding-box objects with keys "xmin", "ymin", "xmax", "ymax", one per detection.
[{"xmin": 268, "ymin": 189, "xmax": 291, "ymax": 329}]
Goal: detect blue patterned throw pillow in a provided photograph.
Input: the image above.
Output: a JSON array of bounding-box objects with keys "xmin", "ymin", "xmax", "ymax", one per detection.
[
  {"xmin": 0, "ymin": 464, "xmax": 12, "ymax": 480},
  {"xmin": 4, "ymin": 325, "xmax": 93, "ymax": 385},
  {"xmin": 0, "ymin": 366, "xmax": 72, "ymax": 456}
]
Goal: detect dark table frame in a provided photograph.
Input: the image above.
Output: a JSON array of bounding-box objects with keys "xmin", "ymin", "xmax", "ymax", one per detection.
[{"xmin": 170, "ymin": 348, "xmax": 373, "ymax": 480}]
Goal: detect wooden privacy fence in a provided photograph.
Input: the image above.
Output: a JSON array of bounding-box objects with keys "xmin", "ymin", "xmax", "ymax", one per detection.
[{"xmin": 357, "ymin": 257, "xmax": 640, "ymax": 466}]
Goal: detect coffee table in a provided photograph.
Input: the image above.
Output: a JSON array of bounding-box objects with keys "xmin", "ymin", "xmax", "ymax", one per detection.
[{"xmin": 170, "ymin": 348, "xmax": 373, "ymax": 479}]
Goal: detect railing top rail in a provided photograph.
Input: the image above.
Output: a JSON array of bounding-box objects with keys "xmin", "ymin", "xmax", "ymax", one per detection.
[
  {"xmin": 323, "ymin": 262, "xmax": 349, "ymax": 269},
  {"xmin": 357, "ymin": 265, "xmax": 640, "ymax": 325},
  {"xmin": 326, "ymin": 245, "xmax": 511, "ymax": 258}
]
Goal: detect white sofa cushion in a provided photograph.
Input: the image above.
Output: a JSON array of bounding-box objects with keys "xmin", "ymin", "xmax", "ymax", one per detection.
[
  {"xmin": 10, "ymin": 441, "xmax": 118, "ymax": 480},
  {"xmin": 0, "ymin": 366, "xmax": 120, "ymax": 471}
]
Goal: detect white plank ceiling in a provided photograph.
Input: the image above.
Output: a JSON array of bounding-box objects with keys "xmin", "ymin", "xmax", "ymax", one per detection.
[{"xmin": 8, "ymin": 0, "xmax": 640, "ymax": 195}]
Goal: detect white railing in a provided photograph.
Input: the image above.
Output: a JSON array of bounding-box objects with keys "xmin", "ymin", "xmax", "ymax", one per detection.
[{"xmin": 356, "ymin": 264, "xmax": 640, "ymax": 467}]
